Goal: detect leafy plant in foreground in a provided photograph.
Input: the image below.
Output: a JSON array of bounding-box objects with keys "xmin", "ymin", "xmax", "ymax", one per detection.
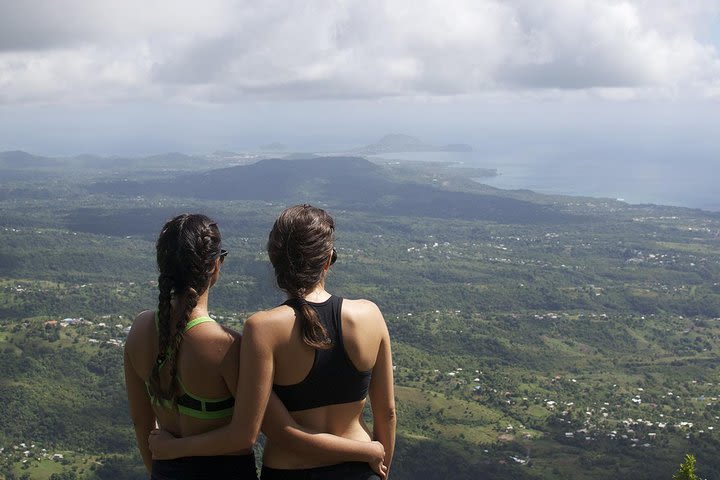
[{"xmin": 673, "ymin": 454, "xmax": 699, "ymax": 480}]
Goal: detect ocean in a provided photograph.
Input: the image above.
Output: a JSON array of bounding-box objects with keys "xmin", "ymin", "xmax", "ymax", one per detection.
[{"xmin": 368, "ymin": 150, "xmax": 720, "ymax": 212}]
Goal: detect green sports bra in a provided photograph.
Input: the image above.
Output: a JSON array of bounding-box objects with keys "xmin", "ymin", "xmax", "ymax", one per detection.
[{"xmin": 146, "ymin": 313, "xmax": 235, "ymax": 420}]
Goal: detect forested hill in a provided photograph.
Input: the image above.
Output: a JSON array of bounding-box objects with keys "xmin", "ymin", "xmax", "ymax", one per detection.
[{"xmin": 88, "ymin": 156, "xmax": 575, "ymax": 225}]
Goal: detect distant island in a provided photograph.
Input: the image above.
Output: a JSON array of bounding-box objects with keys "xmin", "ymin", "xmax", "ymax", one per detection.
[{"xmin": 352, "ymin": 133, "xmax": 473, "ymax": 155}]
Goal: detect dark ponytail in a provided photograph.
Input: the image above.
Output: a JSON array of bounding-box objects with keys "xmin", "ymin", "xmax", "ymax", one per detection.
[
  {"xmin": 267, "ymin": 204, "xmax": 335, "ymax": 349},
  {"xmin": 147, "ymin": 213, "xmax": 222, "ymax": 407}
]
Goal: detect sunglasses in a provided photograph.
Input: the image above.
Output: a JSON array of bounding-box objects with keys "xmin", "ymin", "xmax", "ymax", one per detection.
[
  {"xmin": 220, "ymin": 249, "xmax": 228, "ymax": 262},
  {"xmin": 330, "ymin": 247, "xmax": 337, "ymax": 266}
]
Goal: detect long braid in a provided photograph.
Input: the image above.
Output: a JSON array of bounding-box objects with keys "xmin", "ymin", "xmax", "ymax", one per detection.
[
  {"xmin": 165, "ymin": 286, "xmax": 198, "ymax": 407},
  {"xmin": 149, "ymin": 213, "xmax": 222, "ymax": 407},
  {"xmin": 147, "ymin": 272, "xmax": 174, "ymax": 400}
]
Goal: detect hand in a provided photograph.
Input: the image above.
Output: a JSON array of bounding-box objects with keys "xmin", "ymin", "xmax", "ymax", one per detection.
[
  {"xmin": 371, "ymin": 461, "xmax": 388, "ymax": 480},
  {"xmin": 367, "ymin": 441, "xmax": 387, "ymax": 480},
  {"xmin": 148, "ymin": 428, "xmax": 179, "ymax": 460}
]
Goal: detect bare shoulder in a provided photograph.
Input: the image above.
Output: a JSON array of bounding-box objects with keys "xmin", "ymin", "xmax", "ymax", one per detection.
[
  {"xmin": 124, "ymin": 310, "xmax": 157, "ymax": 374},
  {"xmin": 126, "ymin": 309, "xmax": 156, "ymax": 350},
  {"xmin": 184, "ymin": 320, "xmax": 238, "ymax": 363},
  {"xmin": 131, "ymin": 309, "xmax": 156, "ymax": 330},
  {"xmin": 190, "ymin": 319, "xmax": 236, "ymax": 343},
  {"xmin": 221, "ymin": 324, "xmax": 242, "ymax": 342},
  {"xmin": 242, "ymin": 305, "xmax": 297, "ymax": 347},
  {"xmin": 342, "ymin": 298, "xmax": 385, "ymax": 326},
  {"xmin": 343, "ymin": 298, "xmax": 383, "ymax": 316},
  {"xmin": 245, "ymin": 305, "xmax": 295, "ymax": 330},
  {"xmin": 220, "ymin": 325, "xmax": 242, "ymax": 357}
]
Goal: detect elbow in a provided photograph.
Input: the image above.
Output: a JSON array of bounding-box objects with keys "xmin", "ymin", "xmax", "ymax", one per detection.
[
  {"xmin": 388, "ymin": 406, "xmax": 398, "ymax": 425},
  {"xmin": 377, "ymin": 406, "xmax": 397, "ymax": 425},
  {"xmin": 230, "ymin": 423, "xmax": 260, "ymax": 451},
  {"xmin": 220, "ymin": 414, "xmax": 263, "ymax": 452},
  {"xmin": 230, "ymin": 433, "xmax": 257, "ymax": 452},
  {"xmin": 246, "ymin": 430, "xmax": 260, "ymax": 449},
  {"xmin": 131, "ymin": 414, "xmax": 155, "ymax": 432},
  {"xmin": 373, "ymin": 406, "xmax": 397, "ymax": 442}
]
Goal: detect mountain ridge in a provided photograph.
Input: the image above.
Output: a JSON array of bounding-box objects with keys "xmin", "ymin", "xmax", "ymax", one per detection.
[{"xmin": 87, "ymin": 155, "xmax": 576, "ymax": 228}]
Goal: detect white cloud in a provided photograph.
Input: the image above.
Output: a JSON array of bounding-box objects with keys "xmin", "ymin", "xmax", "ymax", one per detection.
[{"xmin": 0, "ymin": 0, "xmax": 718, "ymax": 104}]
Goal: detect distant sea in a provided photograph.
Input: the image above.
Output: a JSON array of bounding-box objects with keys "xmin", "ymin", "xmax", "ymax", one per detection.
[{"xmin": 368, "ymin": 151, "xmax": 720, "ymax": 212}]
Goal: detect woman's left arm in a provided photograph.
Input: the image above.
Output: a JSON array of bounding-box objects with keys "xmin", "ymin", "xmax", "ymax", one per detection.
[
  {"xmin": 369, "ymin": 310, "xmax": 396, "ymax": 472},
  {"xmin": 123, "ymin": 342, "xmax": 156, "ymax": 473}
]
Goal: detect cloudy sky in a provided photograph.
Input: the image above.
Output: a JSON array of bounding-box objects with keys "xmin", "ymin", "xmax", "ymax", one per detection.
[{"xmin": 0, "ymin": 0, "xmax": 719, "ymax": 155}]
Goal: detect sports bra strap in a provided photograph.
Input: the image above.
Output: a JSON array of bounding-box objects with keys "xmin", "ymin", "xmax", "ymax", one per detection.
[
  {"xmin": 184, "ymin": 316, "xmax": 215, "ymax": 332},
  {"xmin": 153, "ymin": 313, "xmax": 216, "ymax": 368},
  {"xmin": 153, "ymin": 312, "xmax": 216, "ymax": 333}
]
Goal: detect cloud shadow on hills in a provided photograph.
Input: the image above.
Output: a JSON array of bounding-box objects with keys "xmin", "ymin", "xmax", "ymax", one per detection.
[{"xmin": 77, "ymin": 156, "xmax": 582, "ymax": 236}]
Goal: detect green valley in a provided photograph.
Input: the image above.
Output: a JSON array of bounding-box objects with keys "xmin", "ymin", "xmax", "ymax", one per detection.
[{"xmin": 1, "ymin": 152, "xmax": 719, "ymax": 479}]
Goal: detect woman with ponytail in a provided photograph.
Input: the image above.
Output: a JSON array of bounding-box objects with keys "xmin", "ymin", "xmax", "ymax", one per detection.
[
  {"xmin": 149, "ymin": 205, "xmax": 396, "ymax": 480},
  {"xmin": 126, "ymin": 213, "xmax": 386, "ymax": 480}
]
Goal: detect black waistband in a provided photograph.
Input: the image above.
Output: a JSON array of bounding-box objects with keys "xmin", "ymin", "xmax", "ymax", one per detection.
[
  {"xmin": 261, "ymin": 462, "xmax": 379, "ymax": 480},
  {"xmin": 152, "ymin": 453, "xmax": 257, "ymax": 480}
]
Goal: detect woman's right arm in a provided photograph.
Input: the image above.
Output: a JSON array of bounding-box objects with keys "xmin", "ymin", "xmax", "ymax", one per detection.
[
  {"xmin": 262, "ymin": 392, "xmax": 386, "ymax": 471},
  {"xmin": 149, "ymin": 313, "xmax": 274, "ymax": 458},
  {"xmin": 369, "ymin": 311, "xmax": 397, "ymax": 473},
  {"xmin": 123, "ymin": 317, "xmax": 156, "ymax": 473}
]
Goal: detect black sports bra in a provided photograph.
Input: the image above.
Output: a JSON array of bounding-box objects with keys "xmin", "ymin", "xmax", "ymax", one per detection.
[{"xmin": 272, "ymin": 295, "xmax": 372, "ymax": 412}]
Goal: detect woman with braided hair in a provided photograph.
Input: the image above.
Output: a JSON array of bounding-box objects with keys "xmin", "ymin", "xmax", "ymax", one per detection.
[
  {"xmin": 149, "ymin": 206, "xmax": 396, "ymax": 480},
  {"xmin": 125, "ymin": 213, "xmax": 386, "ymax": 479}
]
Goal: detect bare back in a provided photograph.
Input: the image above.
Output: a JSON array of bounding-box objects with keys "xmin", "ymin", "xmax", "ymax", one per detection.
[
  {"xmin": 262, "ymin": 295, "xmax": 388, "ymax": 469},
  {"xmin": 124, "ymin": 309, "xmax": 249, "ymax": 453}
]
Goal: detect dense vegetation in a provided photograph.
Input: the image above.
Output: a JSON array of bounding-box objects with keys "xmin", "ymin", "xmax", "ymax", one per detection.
[{"xmin": 1, "ymin": 152, "xmax": 719, "ymax": 479}]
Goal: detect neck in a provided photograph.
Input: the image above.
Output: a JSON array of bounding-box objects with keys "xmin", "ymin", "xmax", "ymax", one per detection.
[
  {"xmin": 191, "ymin": 290, "xmax": 210, "ymax": 318},
  {"xmin": 170, "ymin": 289, "xmax": 211, "ymax": 322},
  {"xmin": 300, "ymin": 282, "xmax": 330, "ymax": 303}
]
